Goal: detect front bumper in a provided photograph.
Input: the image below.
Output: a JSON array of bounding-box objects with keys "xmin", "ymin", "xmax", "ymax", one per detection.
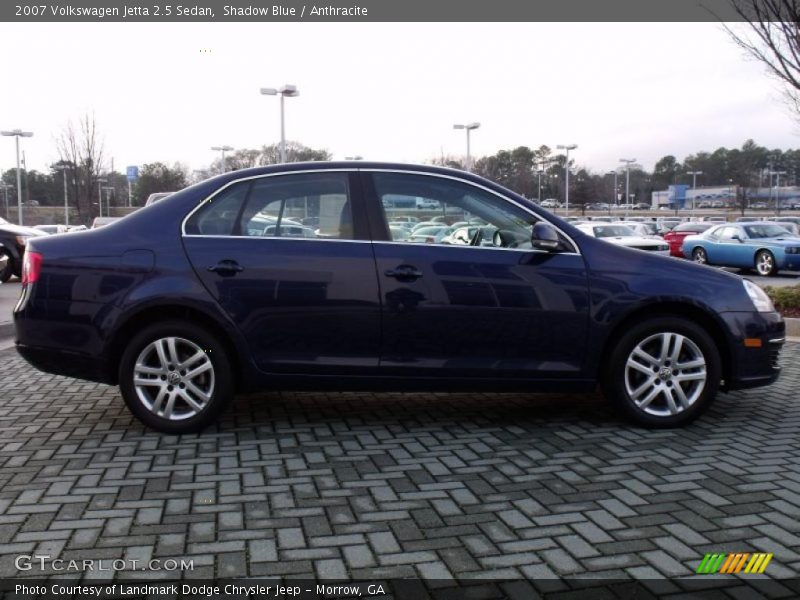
[{"xmin": 720, "ymin": 311, "xmax": 784, "ymax": 390}]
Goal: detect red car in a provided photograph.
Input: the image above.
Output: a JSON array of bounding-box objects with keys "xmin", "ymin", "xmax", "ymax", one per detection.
[{"xmin": 663, "ymin": 222, "xmax": 715, "ymax": 257}]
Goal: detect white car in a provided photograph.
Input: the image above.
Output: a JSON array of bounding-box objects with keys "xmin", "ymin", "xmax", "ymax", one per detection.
[
  {"xmin": 618, "ymin": 221, "xmax": 661, "ymax": 239},
  {"xmin": 576, "ymin": 223, "xmax": 670, "ymax": 255}
]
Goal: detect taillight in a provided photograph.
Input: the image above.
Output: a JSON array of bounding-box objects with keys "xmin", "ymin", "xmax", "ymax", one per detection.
[{"xmin": 22, "ymin": 251, "xmax": 42, "ymax": 285}]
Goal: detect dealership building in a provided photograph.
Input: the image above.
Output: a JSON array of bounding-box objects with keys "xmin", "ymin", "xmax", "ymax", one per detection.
[{"xmin": 651, "ymin": 184, "xmax": 800, "ymax": 209}]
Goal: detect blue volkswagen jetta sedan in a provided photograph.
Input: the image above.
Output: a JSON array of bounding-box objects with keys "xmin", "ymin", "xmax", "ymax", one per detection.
[{"xmin": 13, "ymin": 163, "xmax": 785, "ymax": 433}]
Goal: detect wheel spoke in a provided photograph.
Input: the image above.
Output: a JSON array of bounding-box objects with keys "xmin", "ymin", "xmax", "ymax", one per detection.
[
  {"xmin": 663, "ymin": 388, "xmax": 679, "ymax": 415},
  {"xmin": 632, "ymin": 346, "xmax": 659, "ymax": 367},
  {"xmin": 673, "ymin": 383, "xmax": 690, "ymax": 410},
  {"xmin": 133, "ymin": 376, "xmax": 161, "ymax": 387},
  {"xmin": 674, "ymin": 371, "xmax": 706, "ymax": 383},
  {"xmin": 134, "ymin": 364, "xmax": 165, "ymax": 376},
  {"xmin": 151, "ymin": 387, "xmax": 168, "ymax": 414},
  {"xmin": 185, "ymin": 380, "xmax": 211, "ymax": 404},
  {"xmin": 669, "ymin": 335, "xmax": 685, "ymax": 363},
  {"xmin": 658, "ymin": 333, "xmax": 673, "ymax": 362},
  {"xmin": 185, "ymin": 360, "xmax": 212, "ymax": 380},
  {"xmin": 178, "ymin": 350, "xmax": 206, "ymax": 370},
  {"xmin": 630, "ymin": 377, "xmax": 657, "ymax": 401},
  {"xmin": 154, "ymin": 339, "xmax": 169, "ymax": 369},
  {"xmin": 166, "ymin": 337, "xmax": 180, "ymax": 366},
  {"xmin": 177, "ymin": 388, "xmax": 204, "ymax": 413},
  {"xmin": 162, "ymin": 392, "xmax": 177, "ymax": 419},
  {"xmin": 636, "ymin": 386, "xmax": 661, "ymax": 409},
  {"xmin": 627, "ymin": 358, "xmax": 655, "ymax": 377},
  {"xmin": 676, "ymin": 357, "xmax": 705, "ymax": 370}
]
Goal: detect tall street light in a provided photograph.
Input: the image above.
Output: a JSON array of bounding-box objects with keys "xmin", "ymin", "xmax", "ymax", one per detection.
[
  {"xmin": 96, "ymin": 177, "xmax": 107, "ymax": 217},
  {"xmin": 685, "ymin": 170, "xmax": 703, "ymax": 214},
  {"xmin": 53, "ymin": 165, "xmax": 71, "ymax": 226},
  {"xmin": 0, "ymin": 184, "xmax": 11, "ymax": 219},
  {"xmin": 770, "ymin": 170, "xmax": 787, "ymax": 214},
  {"xmin": 619, "ymin": 158, "xmax": 636, "ymax": 210},
  {"xmin": 453, "ymin": 123, "xmax": 480, "ymax": 172},
  {"xmin": 103, "ymin": 186, "xmax": 115, "ymax": 216},
  {"xmin": 260, "ymin": 84, "xmax": 300, "ymax": 163},
  {"xmin": 607, "ymin": 170, "xmax": 619, "ymax": 209},
  {"xmin": 1, "ymin": 129, "xmax": 34, "ymax": 225},
  {"xmin": 211, "ymin": 145, "xmax": 234, "ymax": 174},
  {"xmin": 557, "ymin": 144, "xmax": 577, "ymax": 215},
  {"xmin": 537, "ymin": 169, "xmax": 545, "ymax": 204}
]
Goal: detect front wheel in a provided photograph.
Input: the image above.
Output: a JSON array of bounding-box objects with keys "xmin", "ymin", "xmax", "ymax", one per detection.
[
  {"xmin": 118, "ymin": 320, "xmax": 234, "ymax": 433},
  {"xmin": 755, "ymin": 250, "xmax": 777, "ymax": 276},
  {"xmin": 691, "ymin": 247, "xmax": 708, "ymax": 265},
  {"xmin": 603, "ymin": 317, "xmax": 720, "ymax": 428}
]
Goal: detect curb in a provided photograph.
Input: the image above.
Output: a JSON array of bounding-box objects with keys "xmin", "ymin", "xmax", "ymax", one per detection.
[{"xmin": 786, "ymin": 317, "xmax": 800, "ymax": 339}]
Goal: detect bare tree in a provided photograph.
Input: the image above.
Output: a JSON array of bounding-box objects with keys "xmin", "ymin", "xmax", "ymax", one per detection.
[
  {"xmin": 56, "ymin": 113, "xmax": 106, "ymax": 223},
  {"xmin": 723, "ymin": 1, "xmax": 800, "ymax": 120}
]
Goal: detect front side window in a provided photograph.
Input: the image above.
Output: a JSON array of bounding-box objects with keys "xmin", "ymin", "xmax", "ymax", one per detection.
[
  {"xmin": 185, "ymin": 173, "xmax": 353, "ymax": 239},
  {"xmin": 372, "ymin": 172, "xmax": 573, "ymax": 251}
]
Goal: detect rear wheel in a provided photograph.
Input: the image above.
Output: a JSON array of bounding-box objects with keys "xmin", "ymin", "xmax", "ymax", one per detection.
[
  {"xmin": 691, "ymin": 247, "xmax": 708, "ymax": 265},
  {"xmin": 603, "ymin": 317, "xmax": 720, "ymax": 428},
  {"xmin": 755, "ymin": 249, "xmax": 777, "ymax": 276},
  {"xmin": 118, "ymin": 320, "xmax": 233, "ymax": 433}
]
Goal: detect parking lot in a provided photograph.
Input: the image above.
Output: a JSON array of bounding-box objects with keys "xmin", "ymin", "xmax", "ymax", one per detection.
[{"xmin": 0, "ymin": 333, "xmax": 798, "ymax": 587}]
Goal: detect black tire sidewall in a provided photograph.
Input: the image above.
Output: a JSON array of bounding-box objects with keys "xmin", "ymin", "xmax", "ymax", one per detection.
[
  {"xmin": 118, "ymin": 320, "xmax": 233, "ymax": 434},
  {"xmin": 603, "ymin": 316, "xmax": 721, "ymax": 428}
]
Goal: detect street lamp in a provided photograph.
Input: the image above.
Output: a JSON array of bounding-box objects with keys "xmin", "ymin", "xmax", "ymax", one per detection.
[
  {"xmin": 260, "ymin": 84, "xmax": 300, "ymax": 163},
  {"xmin": 103, "ymin": 186, "xmax": 115, "ymax": 216},
  {"xmin": 211, "ymin": 145, "xmax": 234, "ymax": 174},
  {"xmin": 52, "ymin": 165, "xmax": 72, "ymax": 226},
  {"xmin": 1, "ymin": 129, "xmax": 33, "ymax": 225},
  {"xmin": 686, "ymin": 170, "xmax": 703, "ymax": 214},
  {"xmin": 557, "ymin": 144, "xmax": 578, "ymax": 215},
  {"xmin": 537, "ymin": 170, "xmax": 545, "ymax": 204},
  {"xmin": 619, "ymin": 158, "xmax": 636, "ymax": 211},
  {"xmin": 770, "ymin": 170, "xmax": 787, "ymax": 214},
  {"xmin": 0, "ymin": 184, "xmax": 11, "ymax": 219},
  {"xmin": 453, "ymin": 123, "xmax": 480, "ymax": 172},
  {"xmin": 607, "ymin": 170, "xmax": 619, "ymax": 210},
  {"xmin": 96, "ymin": 177, "xmax": 107, "ymax": 217}
]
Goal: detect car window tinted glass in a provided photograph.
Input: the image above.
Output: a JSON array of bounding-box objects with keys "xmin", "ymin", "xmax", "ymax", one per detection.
[
  {"xmin": 185, "ymin": 182, "xmax": 250, "ymax": 235},
  {"xmin": 239, "ymin": 173, "xmax": 352, "ymax": 239},
  {"xmin": 745, "ymin": 224, "xmax": 792, "ymax": 238},
  {"xmin": 594, "ymin": 225, "xmax": 635, "ymax": 238},
  {"xmin": 372, "ymin": 172, "xmax": 573, "ymax": 251}
]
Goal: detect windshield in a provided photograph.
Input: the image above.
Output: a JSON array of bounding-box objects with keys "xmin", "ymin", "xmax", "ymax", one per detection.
[
  {"xmin": 744, "ymin": 224, "xmax": 792, "ymax": 238},
  {"xmin": 593, "ymin": 225, "xmax": 636, "ymax": 238}
]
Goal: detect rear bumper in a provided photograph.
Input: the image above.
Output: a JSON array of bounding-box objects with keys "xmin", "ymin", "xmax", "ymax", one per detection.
[
  {"xmin": 720, "ymin": 311, "xmax": 784, "ymax": 391},
  {"xmin": 16, "ymin": 343, "xmax": 114, "ymax": 385}
]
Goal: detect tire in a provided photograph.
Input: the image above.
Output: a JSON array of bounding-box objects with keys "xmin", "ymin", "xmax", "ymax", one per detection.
[
  {"xmin": 118, "ymin": 320, "xmax": 234, "ymax": 434},
  {"xmin": 691, "ymin": 247, "xmax": 708, "ymax": 265},
  {"xmin": 602, "ymin": 316, "xmax": 720, "ymax": 428},
  {"xmin": 0, "ymin": 250, "xmax": 13, "ymax": 283},
  {"xmin": 754, "ymin": 249, "xmax": 777, "ymax": 277}
]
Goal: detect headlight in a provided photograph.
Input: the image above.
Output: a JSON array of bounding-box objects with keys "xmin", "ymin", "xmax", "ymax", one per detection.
[
  {"xmin": 743, "ymin": 279, "xmax": 775, "ymax": 313},
  {"xmin": 15, "ymin": 235, "xmax": 29, "ymax": 246},
  {"xmin": 659, "ymin": 245, "xmax": 669, "ymax": 251},
  {"xmin": 785, "ymin": 246, "xmax": 800, "ymax": 254}
]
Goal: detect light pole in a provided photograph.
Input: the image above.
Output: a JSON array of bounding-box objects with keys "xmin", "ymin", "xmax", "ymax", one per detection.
[
  {"xmin": 686, "ymin": 170, "xmax": 703, "ymax": 215},
  {"xmin": 453, "ymin": 123, "xmax": 480, "ymax": 172},
  {"xmin": 96, "ymin": 177, "xmax": 107, "ymax": 217},
  {"xmin": 607, "ymin": 170, "xmax": 619, "ymax": 210},
  {"xmin": 619, "ymin": 158, "xmax": 636, "ymax": 211},
  {"xmin": 260, "ymin": 85, "xmax": 300, "ymax": 163},
  {"xmin": 770, "ymin": 170, "xmax": 787, "ymax": 214},
  {"xmin": 0, "ymin": 184, "xmax": 10, "ymax": 219},
  {"xmin": 103, "ymin": 186, "xmax": 115, "ymax": 217},
  {"xmin": 53, "ymin": 165, "xmax": 71, "ymax": 226},
  {"xmin": 537, "ymin": 170, "xmax": 545, "ymax": 204},
  {"xmin": 211, "ymin": 145, "xmax": 234, "ymax": 174},
  {"xmin": 557, "ymin": 144, "xmax": 578, "ymax": 215},
  {"xmin": 1, "ymin": 129, "xmax": 33, "ymax": 225}
]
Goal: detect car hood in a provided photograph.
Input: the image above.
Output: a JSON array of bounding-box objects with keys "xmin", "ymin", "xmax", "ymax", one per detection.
[
  {"xmin": 750, "ymin": 236, "xmax": 800, "ymax": 246},
  {"xmin": 0, "ymin": 223, "xmax": 48, "ymax": 237},
  {"xmin": 599, "ymin": 235, "xmax": 666, "ymax": 247}
]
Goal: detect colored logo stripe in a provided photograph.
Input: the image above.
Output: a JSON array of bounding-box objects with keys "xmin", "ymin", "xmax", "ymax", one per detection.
[{"xmin": 697, "ymin": 553, "xmax": 772, "ymax": 574}]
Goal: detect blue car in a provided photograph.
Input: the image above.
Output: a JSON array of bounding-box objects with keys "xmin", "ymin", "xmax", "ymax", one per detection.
[
  {"xmin": 13, "ymin": 162, "xmax": 785, "ymax": 432},
  {"xmin": 682, "ymin": 222, "xmax": 800, "ymax": 276}
]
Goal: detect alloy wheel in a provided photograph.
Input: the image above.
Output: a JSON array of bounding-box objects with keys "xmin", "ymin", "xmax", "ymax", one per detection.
[
  {"xmin": 692, "ymin": 248, "xmax": 707, "ymax": 264},
  {"xmin": 755, "ymin": 251, "xmax": 774, "ymax": 276},
  {"xmin": 132, "ymin": 336, "xmax": 215, "ymax": 421},
  {"xmin": 624, "ymin": 332, "xmax": 707, "ymax": 417}
]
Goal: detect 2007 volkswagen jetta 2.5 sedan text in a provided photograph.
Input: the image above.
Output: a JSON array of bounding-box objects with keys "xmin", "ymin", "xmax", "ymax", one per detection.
[{"xmin": 13, "ymin": 162, "xmax": 785, "ymax": 433}]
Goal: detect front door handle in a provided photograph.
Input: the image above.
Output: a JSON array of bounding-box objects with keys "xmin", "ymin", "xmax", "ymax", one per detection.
[
  {"xmin": 384, "ymin": 265, "xmax": 423, "ymax": 281},
  {"xmin": 208, "ymin": 260, "xmax": 244, "ymax": 275}
]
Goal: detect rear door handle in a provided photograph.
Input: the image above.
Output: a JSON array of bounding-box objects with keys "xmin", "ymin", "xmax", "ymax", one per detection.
[
  {"xmin": 208, "ymin": 260, "xmax": 244, "ymax": 275},
  {"xmin": 384, "ymin": 265, "xmax": 423, "ymax": 281}
]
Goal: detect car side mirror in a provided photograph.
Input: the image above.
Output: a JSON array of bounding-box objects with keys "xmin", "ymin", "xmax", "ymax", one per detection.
[
  {"xmin": 531, "ymin": 222, "xmax": 561, "ymax": 252},
  {"xmin": 732, "ymin": 234, "xmax": 743, "ymax": 242}
]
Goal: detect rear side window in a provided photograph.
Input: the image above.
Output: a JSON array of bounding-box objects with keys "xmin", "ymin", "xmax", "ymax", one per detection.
[{"xmin": 185, "ymin": 182, "xmax": 249, "ymax": 235}]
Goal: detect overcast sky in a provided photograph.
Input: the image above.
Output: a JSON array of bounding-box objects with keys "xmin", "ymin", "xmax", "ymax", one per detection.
[{"xmin": 0, "ymin": 22, "xmax": 796, "ymax": 174}]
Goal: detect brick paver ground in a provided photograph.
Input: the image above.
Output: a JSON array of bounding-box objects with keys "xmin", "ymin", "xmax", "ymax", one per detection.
[{"xmin": 0, "ymin": 344, "xmax": 798, "ymax": 584}]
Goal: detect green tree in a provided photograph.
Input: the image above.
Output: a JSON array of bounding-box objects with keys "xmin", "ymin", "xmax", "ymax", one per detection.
[{"xmin": 133, "ymin": 162, "xmax": 188, "ymax": 205}]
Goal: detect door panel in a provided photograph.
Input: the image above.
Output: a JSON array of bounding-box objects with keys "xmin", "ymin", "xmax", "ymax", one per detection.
[{"xmin": 182, "ymin": 171, "xmax": 381, "ymax": 375}]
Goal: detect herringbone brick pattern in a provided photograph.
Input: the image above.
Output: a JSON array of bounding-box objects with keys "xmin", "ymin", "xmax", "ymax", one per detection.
[{"xmin": 0, "ymin": 345, "xmax": 798, "ymax": 582}]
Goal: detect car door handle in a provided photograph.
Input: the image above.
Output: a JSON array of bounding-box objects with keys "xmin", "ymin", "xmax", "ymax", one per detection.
[
  {"xmin": 208, "ymin": 260, "xmax": 244, "ymax": 275},
  {"xmin": 384, "ymin": 265, "xmax": 423, "ymax": 281}
]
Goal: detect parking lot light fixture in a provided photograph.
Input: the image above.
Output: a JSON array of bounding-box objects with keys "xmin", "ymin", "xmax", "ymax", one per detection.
[
  {"xmin": 619, "ymin": 158, "xmax": 636, "ymax": 212},
  {"xmin": 53, "ymin": 164, "xmax": 71, "ymax": 226},
  {"xmin": 686, "ymin": 171, "xmax": 703, "ymax": 214},
  {"xmin": 453, "ymin": 123, "xmax": 480, "ymax": 172},
  {"xmin": 607, "ymin": 170, "xmax": 619, "ymax": 209},
  {"xmin": 557, "ymin": 144, "xmax": 578, "ymax": 215},
  {"xmin": 96, "ymin": 177, "xmax": 107, "ymax": 218},
  {"xmin": 211, "ymin": 145, "xmax": 234, "ymax": 174},
  {"xmin": 260, "ymin": 85, "xmax": 300, "ymax": 163},
  {"xmin": 1, "ymin": 129, "xmax": 33, "ymax": 225}
]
